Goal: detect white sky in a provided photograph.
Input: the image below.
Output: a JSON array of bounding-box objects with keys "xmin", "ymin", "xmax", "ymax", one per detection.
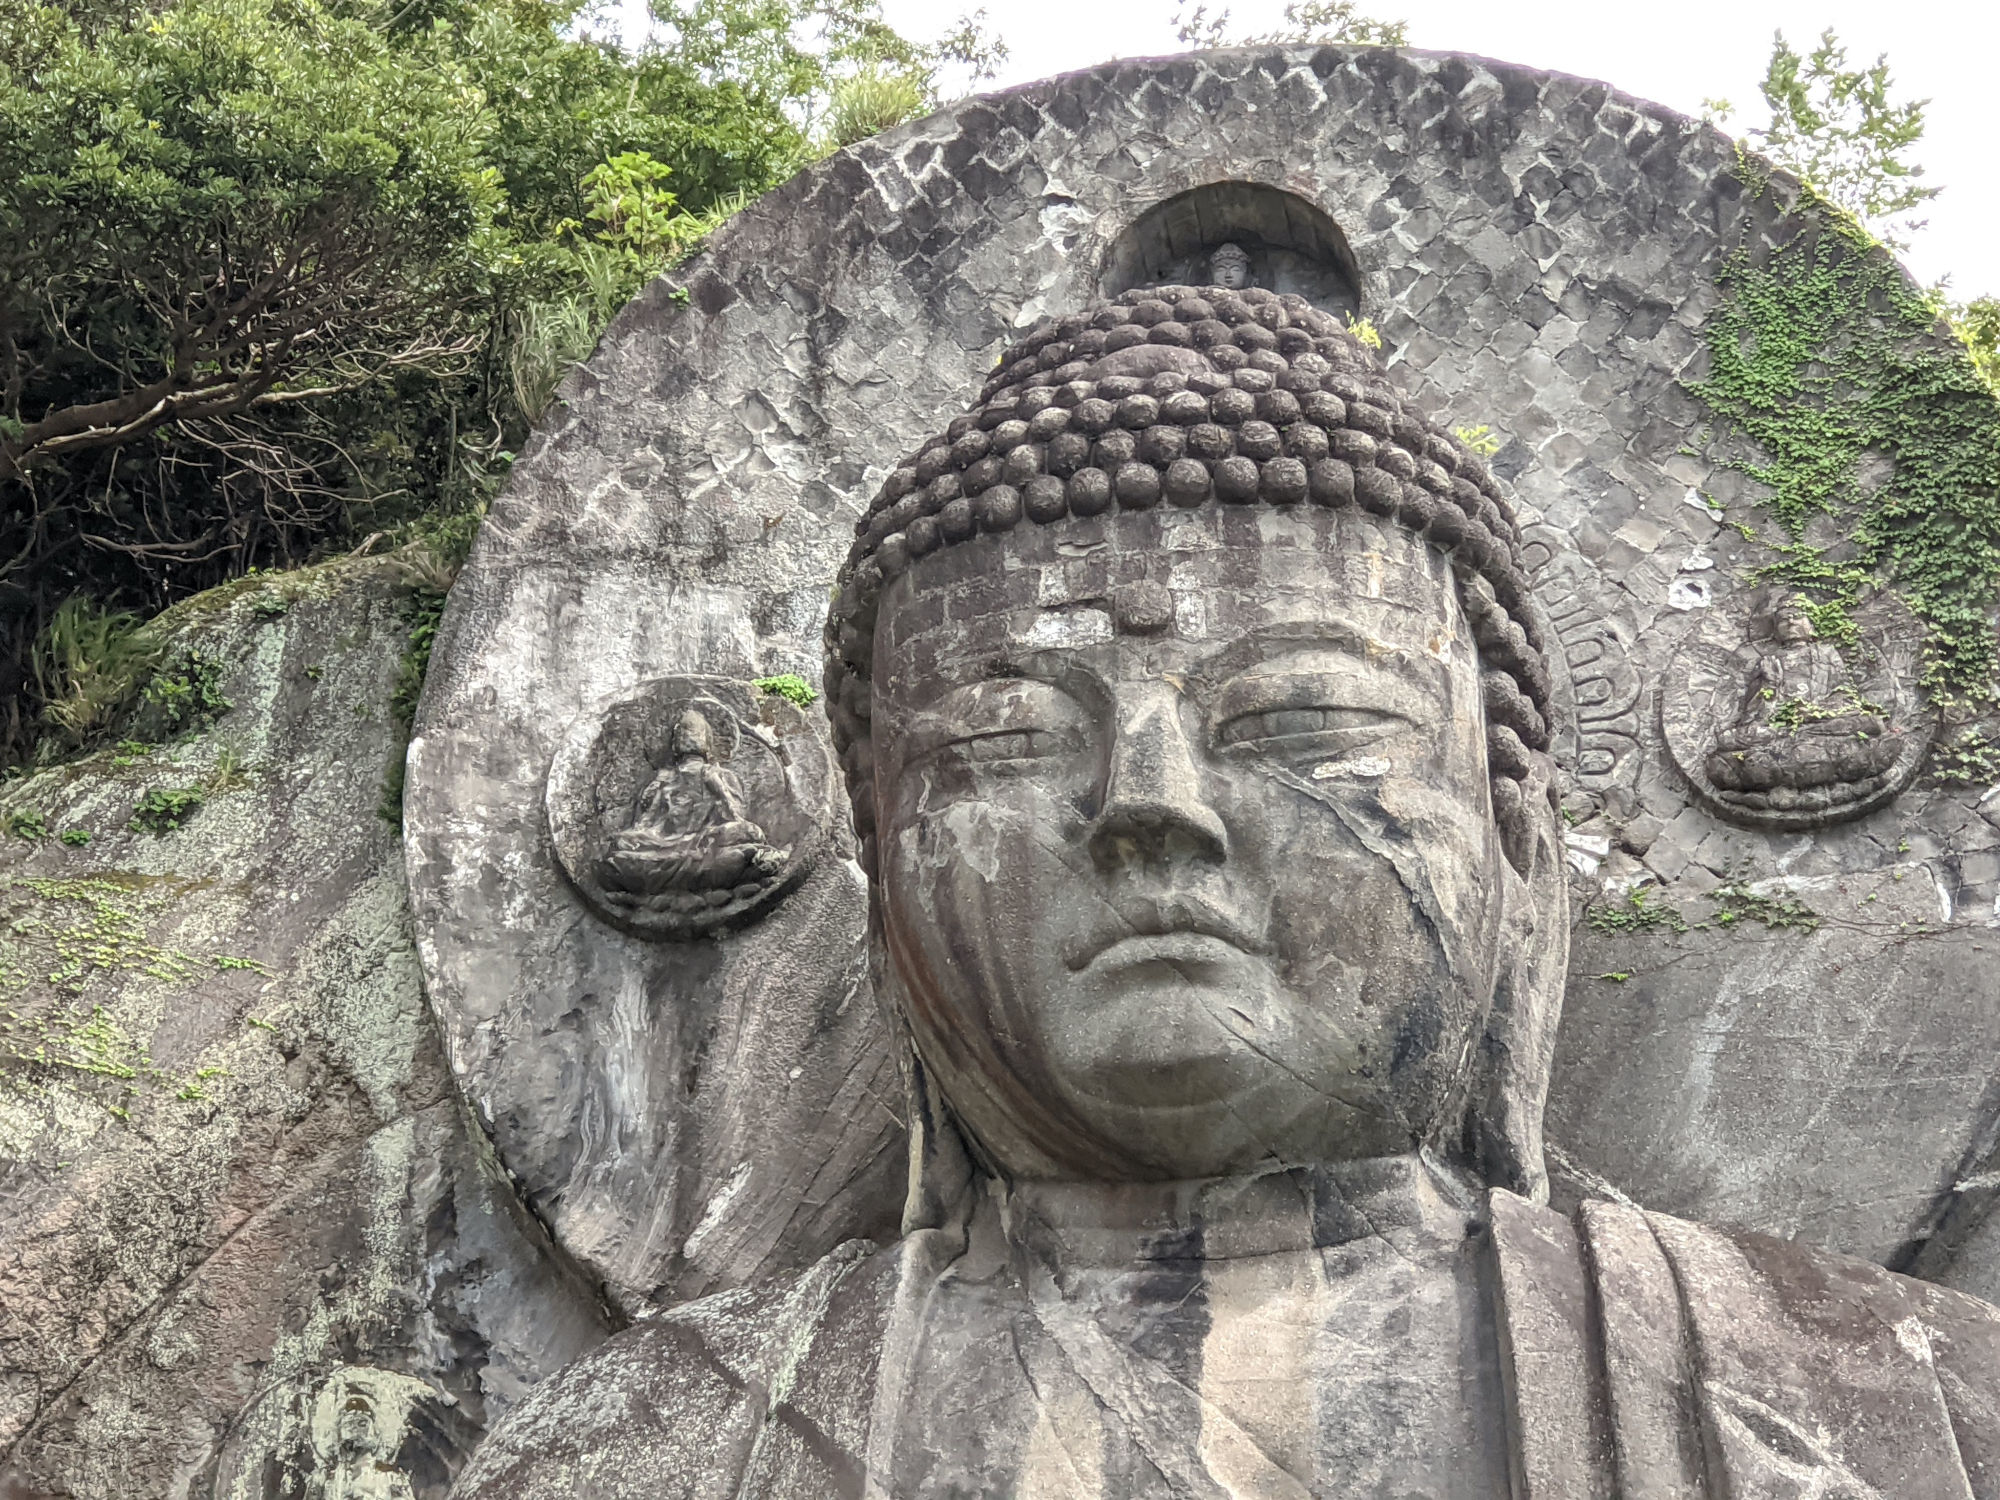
[{"xmin": 607, "ymin": 0, "xmax": 1997, "ymax": 299}]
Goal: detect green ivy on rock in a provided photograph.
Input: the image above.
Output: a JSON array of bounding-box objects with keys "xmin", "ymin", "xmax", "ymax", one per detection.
[{"xmin": 1692, "ymin": 181, "xmax": 2000, "ymax": 699}]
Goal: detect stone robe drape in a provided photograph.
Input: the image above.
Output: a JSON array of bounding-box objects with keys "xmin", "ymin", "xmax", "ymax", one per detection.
[{"xmin": 454, "ymin": 1180, "xmax": 2000, "ymax": 1499}]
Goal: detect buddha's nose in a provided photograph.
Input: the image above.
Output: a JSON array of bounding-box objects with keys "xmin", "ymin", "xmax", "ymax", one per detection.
[{"xmin": 1088, "ymin": 681, "xmax": 1228, "ymax": 869}]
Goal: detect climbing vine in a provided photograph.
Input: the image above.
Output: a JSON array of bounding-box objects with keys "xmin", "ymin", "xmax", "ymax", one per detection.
[
  {"xmin": 0, "ymin": 875, "xmax": 272, "ymax": 1119},
  {"xmin": 1691, "ymin": 179, "xmax": 2000, "ymax": 698}
]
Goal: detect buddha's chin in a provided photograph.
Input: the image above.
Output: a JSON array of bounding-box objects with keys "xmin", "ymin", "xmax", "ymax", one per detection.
[{"xmin": 1032, "ymin": 957, "xmax": 1349, "ymax": 1166}]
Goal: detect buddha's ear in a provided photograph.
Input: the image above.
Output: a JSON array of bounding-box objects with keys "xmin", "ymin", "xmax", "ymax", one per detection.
[
  {"xmin": 869, "ymin": 932, "xmax": 977, "ymax": 1236},
  {"xmin": 900, "ymin": 1042, "xmax": 977, "ymax": 1235},
  {"xmin": 1472, "ymin": 746, "xmax": 1569, "ymax": 1201}
]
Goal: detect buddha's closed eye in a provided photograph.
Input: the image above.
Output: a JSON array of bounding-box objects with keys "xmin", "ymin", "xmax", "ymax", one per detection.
[
  {"xmin": 1210, "ymin": 656, "xmax": 1419, "ymax": 761},
  {"xmin": 909, "ymin": 679, "xmax": 1088, "ymax": 770},
  {"xmin": 1215, "ymin": 704, "xmax": 1407, "ymax": 756},
  {"xmin": 943, "ymin": 726, "xmax": 1079, "ymax": 764}
]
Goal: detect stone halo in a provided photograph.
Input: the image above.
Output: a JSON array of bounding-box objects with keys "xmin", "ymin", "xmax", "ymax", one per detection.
[
  {"xmin": 545, "ymin": 675, "xmax": 836, "ymax": 939},
  {"xmin": 1658, "ymin": 592, "xmax": 1936, "ymax": 832}
]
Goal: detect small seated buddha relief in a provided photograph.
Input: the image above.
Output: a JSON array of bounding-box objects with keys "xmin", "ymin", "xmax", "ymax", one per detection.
[
  {"xmin": 598, "ymin": 707, "xmax": 790, "ymax": 898},
  {"xmin": 1662, "ymin": 584, "xmax": 1933, "ymax": 830},
  {"xmin": 544, "ymin": 676, "xmax": 835, "ymax": 939}
]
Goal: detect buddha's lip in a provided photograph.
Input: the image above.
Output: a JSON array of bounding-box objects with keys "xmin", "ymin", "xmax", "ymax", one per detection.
[
  {"xmin": 1083, "ymin": 931, "xmax": 1253, "ymax": 971},
  {"xmin": 1065, "ymin": 908, "xmax": 1266, "ymax": 971}
]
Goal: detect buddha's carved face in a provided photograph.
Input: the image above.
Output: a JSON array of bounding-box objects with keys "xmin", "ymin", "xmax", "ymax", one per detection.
[
  {"xmin": 872, "ymin": 506, "xmax": 1508, "ymax": 1180},
  {"xmin": 1208, "ymin": 243, "xmax": 1252, "ymax": 290},
  {"xmin": 670, "ymin": 709, "xmax": 713, "ymax": 760}
]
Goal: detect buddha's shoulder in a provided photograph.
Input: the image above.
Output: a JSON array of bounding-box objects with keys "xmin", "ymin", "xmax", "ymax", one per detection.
[
  {"xmin": 452, "ymin": 1237, "xmax": 919, "ymax": 1500},
  {"xmin": 1494, "ymin": 1186, "xmax": 2000, "ymax": 1341},
  {"xmin": 1619, "ymin": 1199, "xmax": 2000, "ymax": 1341},
  {"xmin": 1494, "ymin": 1191, "xmax": 2000, "ymax": 1493}
]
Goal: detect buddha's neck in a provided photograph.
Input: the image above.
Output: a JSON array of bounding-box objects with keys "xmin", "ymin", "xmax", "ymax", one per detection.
[
  {"xmin": 956, "ymin": 1154, "xmax": 1509, "ymax": 1497},
  {"xmin": 995, "ymin": 1152, "xmax": 1483, "ymax": 1270}
]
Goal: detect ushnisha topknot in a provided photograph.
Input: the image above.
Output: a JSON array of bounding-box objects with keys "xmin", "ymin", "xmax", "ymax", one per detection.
[{"xmin": 824, "ymin": 283, "xmax": 1556, "ymax": 877}]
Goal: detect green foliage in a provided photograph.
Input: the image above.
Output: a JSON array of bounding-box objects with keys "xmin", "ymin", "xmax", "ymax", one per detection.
[
  {"xmin": 0, "ymin": 875, "xmax": 276, "ymax": 1120},
  {"xmin": 753, "ymin": 672, "xmax": 819, "ymax": 708},
  {"xmin": 508, "ymin": 167, "xmax": 749, "ymax": 420},
  {"xmin": 583, "ymin": 150, "xmax": 687, "ymax": 257},
  {"xmin": 1346, "ymin": 315, "xmax": 1383, "ymax": 350},
  {"xmin": 380, "ymin": 579, "xmax": 449, "ymax": 822},
  {"xmin": 390, "ymin": 588, "xmax": 450, "ymax": 734},
  {"xmin": 0, "ymin": 0, "xmax": 981, "ymax": 766},
  {"xmin": 1585, "ymin": 887, "xmax": 1690, "ymax": 936},
  {"xmin": 127, "ymin": 786, "xmax": 204, "ymax": 834},
  {"xmin": 1691, "ymin": 196, "xmax": 2000, "ymax": 698},
  {"xmin": 30, "ymin": 597, "xmax": 159, "ymax": 756},
  {"xmin": 1707, "ymin": 874, "xmax": 1822, "ymax": 931},
  {"xmin": 8, "ymin": 808, "xmax": 48, "ymax": 840},
  {"xmin": 0, "ymin": 0, "xmax": 507, "ymax": 479},
  {"xmin": 1172, "ymin": 0, "xmax": 1407, "ymax": 47},
  {"xmin": 655, "ymin": 0, "xmax": 1004, "ymax": 141},
  {"xmin": 826, "ymin": 64, "xmax": 927, "ymax": 149},
  {"xmin": 205, "ymin": 744, "xmax": 249, "ymax": 794},
  {"xmin": 1587, "ymin": 873, "xmax": 1822, "ymax": 938},
  {"xmin": 1931, "ymin": 728, "xmax": 2000, "ymax": 786},
  {"xmin": 1954, "ymin": 298, "xmax": 2000, "ymax": 395},
  {"xmin": 1753, "ymin": 30, "xmax": 1938, "ymax": 250},
  {"xmin": 59, "ymin": 828, "xmax": 91, "ymax": 847},
  {"xmin": 0, "ymin": 876, "xmax": 205, "ymax": 996},
  {"xmin": 141, "ymin": 649, "xmax": 232, "ymax": 738},
  {"xmin": 1767, "ymin": 694, "xmax": 1841, "ymax": 731},
  {"xmin": 1455, "ymin": 424, "xmax": 1501, "ymax": 457}
]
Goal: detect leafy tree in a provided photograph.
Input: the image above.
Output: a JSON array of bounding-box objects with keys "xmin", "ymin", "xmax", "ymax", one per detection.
[
  {"xmin": 654, "ymin": 0, "xmax": 1002, "ymax": 125},
  {"xmin": 1171, "ymin": 0, "xmax": 1407, "ymax": 49},
  {"xmin": 0, "ymin": 0, "xmax": 989, "ymax": 763},
  {"xmin": 1732, "ymin": 29, "xmax": 1940, "ymax": 250},
  {"xmin": 1954, "ymin": 298, "xmax": 2000, "ymax": 396},
  {"xmin": 0, "ymin": 0, "xmax": 505, "ymax": 481}
]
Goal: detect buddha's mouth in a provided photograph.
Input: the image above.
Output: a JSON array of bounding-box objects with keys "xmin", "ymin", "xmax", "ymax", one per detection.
[
  {"xmin": 1084, "ymin": 931, "xmax": 1255, "ymax": 974},
  {"xmin": 1064, "ymin": 902, "xmax": 1267, "ymax": 971}
]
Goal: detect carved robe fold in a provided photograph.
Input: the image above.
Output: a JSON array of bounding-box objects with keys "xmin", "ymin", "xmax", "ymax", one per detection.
[{"xmin": 453, "ymin": 1168, "xmax": 2000, "ymax": 1499}]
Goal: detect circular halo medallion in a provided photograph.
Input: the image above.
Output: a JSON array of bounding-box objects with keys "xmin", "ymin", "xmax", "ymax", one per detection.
[
  {"xmin": 546, "ymin": 675, "xmax": 834, "ymax": 939},
  {"xmin": 1659, "ymin": 589, "xmax": 1934, "ymax": 832}
]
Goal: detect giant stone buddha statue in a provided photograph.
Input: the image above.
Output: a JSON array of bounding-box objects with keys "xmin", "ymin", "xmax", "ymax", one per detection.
[{"xmin": 452, "ymin": 286, "xmax": 2000, "ymax": 1498}]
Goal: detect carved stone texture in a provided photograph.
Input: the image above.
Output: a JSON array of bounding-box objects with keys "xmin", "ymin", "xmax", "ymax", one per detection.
[
  {"xmin": 547, "ymin": 677, "xmax": 832, "ymax": 939},
  {"xmin": 455, "ymin": 306, "xmax": 2000, "ymax": 1500},
  {"xmin": 1660, "ymin": 586, "xmax": 1934, "ymax": 830},
  {"xmin": 407, "ymin": 40, "xmax": 2000, "ymax": 1322},
  {"xmin": 0, "ymin": 558, "xmax": 605, "ymax": 1499}
]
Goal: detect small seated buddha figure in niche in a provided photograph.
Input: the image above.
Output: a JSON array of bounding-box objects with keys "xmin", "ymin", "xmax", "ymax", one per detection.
[
  {"xmin": 1207, "ymin": 240, "xmax": 1253, "ymax": 289},
  {"xmin": 1705, "ymin": 587, "xmax": 1899, "ymax": 809},
  {"xmin": 596, "ymin": 706, "xmax": 787, "ymax": 898},
  {"xmin": 456, "ymin": 288, "xmax": 2000, "ymax": 1499}
]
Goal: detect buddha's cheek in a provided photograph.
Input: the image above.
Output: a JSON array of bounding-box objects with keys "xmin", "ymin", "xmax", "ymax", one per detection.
[
  {"xmin": 885, "ymin": 788, "xmax": 1087, "ymax": 1018},
  {"xmin": 1237, "ymin": 787, "xmax": 1489, "ymax": 1107}
]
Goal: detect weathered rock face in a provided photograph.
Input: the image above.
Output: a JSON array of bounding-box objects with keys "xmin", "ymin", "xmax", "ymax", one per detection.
[
  {"xmin": 408, "ymin": 36, "xmax": 2000, "ymax": 1327},
  {"xmin": 450, "ymin": 281, "xmax": 2000, "ymax": 1500},
  {"xmin": 0, "ymin": 558, "xmax": 607, "ymax": 1498}
]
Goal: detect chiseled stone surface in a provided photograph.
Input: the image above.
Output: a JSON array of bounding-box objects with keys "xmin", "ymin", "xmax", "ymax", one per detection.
[
  {"xmin": 0, "ymin": 559, "xmax": 607, "ymax": 1498},
  {"xmin": 408, "ymin": 38, "xmax": 2000, "ymax": 1335},
  {"xmin": 452, "ymin": 289, "xmax": 2000, "ymax": 1498},
  {"xmin": 457, "ymin": 1182, "xmax": 2000, "ymax": 1498}
]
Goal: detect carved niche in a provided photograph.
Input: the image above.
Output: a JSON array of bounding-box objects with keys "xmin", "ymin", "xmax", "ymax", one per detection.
[
  {"xmin": 545, "ymin": 675, "xmax": 835, "ymax": 938},
  {"xmin": 1659, "ymin": 587, "xmax": 1935, "ymax": 830}
]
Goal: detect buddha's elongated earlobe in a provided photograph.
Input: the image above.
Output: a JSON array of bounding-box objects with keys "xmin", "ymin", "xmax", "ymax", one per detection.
[{"xmin": 1472, "ymin": 744, "xmax": 1568, "ymax": 1201}]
